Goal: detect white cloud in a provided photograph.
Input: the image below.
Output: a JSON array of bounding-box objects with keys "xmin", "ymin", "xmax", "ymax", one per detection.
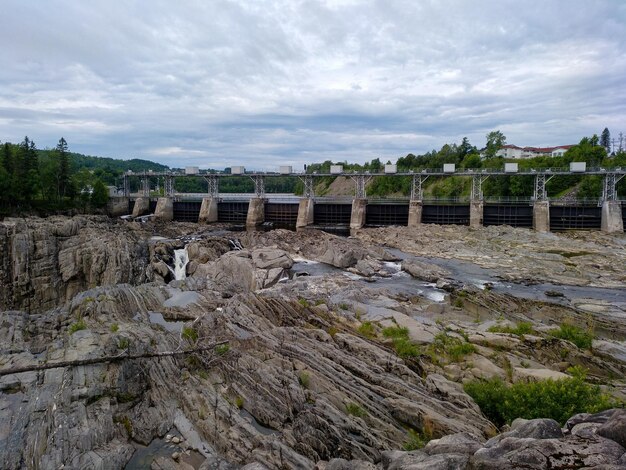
[{"xmin": 0, "ymin": 0, "xmax": 625, "ymax": 169}]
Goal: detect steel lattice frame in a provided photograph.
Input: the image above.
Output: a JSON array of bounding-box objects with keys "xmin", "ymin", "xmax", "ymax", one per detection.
[
  {"xmin": 603, "ymin": 173, "xmax": 625, "ymax": 202},
  {"xmin": 123, "ymin": 174, "xmax": 130, "ymax": 197},
  {"xmin": 298, "ymin": 174, "xmax": 315, "ymax": 198},
  {"xmin": 410, "ymin": 175, "xmax": 429, "ymax": 201},
  {"xmin": 471, "ymin": 175, "xmax": 490, "ymax": 201},
  {"xmin": 250, "ymin": 175, "xmax": 265, "ymax": 197},
  {"xmin": 534, "ymin": 174, "xmax": 554, "ymax": 201},
  {"xmin": 164, "ymin": 175, "xmax": 174, "ymax": 197},
  {"xmin": 142, "ymin": 173, "xmax": 150, "ymax": 197},
  {"xmin": 351, "ymin": 175, "xmax": 371, "ymax": 199},
  {"xmin": 204, "ymin": 175, "xmax": 219, "ymax": 197}
]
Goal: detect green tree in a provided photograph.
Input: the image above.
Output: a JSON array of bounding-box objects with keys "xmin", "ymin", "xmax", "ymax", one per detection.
[
  {"xmin": 458, "ymin": 137, "xmax": 476, "ymax": 159},
  {"xmin": 485, "ymin": 130, "xmax": 506, "ymax": 158},
  {"xmin": 14, "ymin": 136, "xmax": 40, "ymax": 205},
  {"xmin": 600, "ymin": 128, "xmax": 611, "ymax": 154},
  {"xmin": 56, "ymin": 137, "xmax": 72, "ymax": 200},
  {"xmin": 91, "ymin": 179, "xmax": 109, "ymax": 208}
]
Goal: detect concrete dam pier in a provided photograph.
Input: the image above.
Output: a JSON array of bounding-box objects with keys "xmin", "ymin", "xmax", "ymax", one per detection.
[
  {"xmin": 114, "ymin": 195, "xmax": 625, "ymax": 234},
  {"xmin": 113, "ymin": 164, "xmax": 626, "ymax": 233}
]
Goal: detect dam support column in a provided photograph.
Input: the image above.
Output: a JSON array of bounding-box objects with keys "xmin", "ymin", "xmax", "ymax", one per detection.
[
  {"xmin": 408, "ymin": 200, "xmax": 423, "ymax": 227},
  {"xmin": 199, "ymin": 197, "xmax": 218, "ymax": 224},
  {"xmin": 533, "ymin": 201, "xmax": 550, "ymax": 233},
  {"xmin": 154, "ymin": 197, "xmax": 173, "ymax": 221},
  {"xmin": 601, "ymin": 200, "xmax": 623, "ymax": 233},
  {"xmin": 296, "ymin": 198, "xmax": 315, "ymax": 229},
  {"xmin": 246, "ymin": 198, "xmax": 266, "ymax": 227},
  {"xmin": 470, "ymin": 201, "xmax": 484, "ymax": 228},
  {"xmin": 350, "ymin": 199, "xmax": 367, "ymax": 233},
  {"xmin": 107, "ymin": 197, "xmax": 130, "ymax": 217},
  {"xmin": 132, "ymin": 197, "xmax": 150, "ymax": 217}
]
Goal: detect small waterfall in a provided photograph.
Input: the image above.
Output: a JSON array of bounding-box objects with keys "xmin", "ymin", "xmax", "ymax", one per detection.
[{"xmin": 173, "ymin": 247, "xmax": 189, "ymax": 281}]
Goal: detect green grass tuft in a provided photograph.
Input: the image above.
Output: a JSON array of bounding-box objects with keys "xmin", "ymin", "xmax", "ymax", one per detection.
[
  {"xmin": 357, "ymin": 321, "xmax": 376, "ymax": 338},
  {"xmin": 182, "ymin": 326, "xmax": 199, "ymax": 343},
  {"xmin": 69, "ymin": 319, "xmax": 86, "ymax": 334},
  {"xmin": 549, "ymin": 322, "xmax": 594, "ymax": 349},
  {"xmin": 346, "ymin": 402, "xmax": 367, "ymax": 417},
  {"xmin": 488, "ymin": 321, "xmax": 535, "ymax": 337}
]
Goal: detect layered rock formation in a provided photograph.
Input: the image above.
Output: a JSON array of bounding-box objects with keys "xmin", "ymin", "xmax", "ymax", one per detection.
[{"xmin": 1, "ymin": 217, "xmax": 625, "ymax": 469}]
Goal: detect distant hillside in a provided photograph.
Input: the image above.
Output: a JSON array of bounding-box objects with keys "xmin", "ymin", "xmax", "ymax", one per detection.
[{"xmin": 35, "ymin": 150, "xmax": 169, "ymax": 186}]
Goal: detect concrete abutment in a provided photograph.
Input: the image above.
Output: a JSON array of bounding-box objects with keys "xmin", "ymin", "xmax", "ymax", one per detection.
[
  {"xmin": 601, "ymin": 201, "xmax": 624, "ymax": 233},
  {"xmin": 246, "ymin": 198, "xmax": 266, "ymax": 227},
  {"xmin": 131, "ymin": 197, "xmax": 150, "ymax": 218},
  {"xmin": 199, "ymin": 197, "xmax": 219, "ymax": 224},
  {"xmin": 407, "ymin": 200, "xmax": 423, "ymax": 227},
  {"xmin": 154, "ymin": 198, "xmax": 173, "ymax": 221},
  {"xmin": 533, "ymin": 201, "xmax": 550, "ymax": 232},
  {"xmin": 296, "ymin": 198, "xmax": 315, "ymax": 229},
  {"xmin": 350, "ymin": 199, "xmax": 367, "ymax": 233},
  {"xmin": 470, "ymin": 201, "xmax": 484, "ymax": 229}
]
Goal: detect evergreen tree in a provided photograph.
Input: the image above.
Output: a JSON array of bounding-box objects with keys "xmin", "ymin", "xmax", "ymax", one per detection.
[
  {"xmin": 600, "ymin": 128, "xmax": 611, "ymax": 154},
  {"xmin": 56, "ymin": 137, "xmax": 72, "ymax": 199},
  {"xmin": 1, "ymin": 142, "xmax": 13, "ymax": 176}
]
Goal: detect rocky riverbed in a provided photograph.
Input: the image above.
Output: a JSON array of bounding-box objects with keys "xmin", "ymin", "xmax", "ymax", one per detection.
[{"xmin": 1, "ymin": 216, "xmax": 625, "ymax": 469}]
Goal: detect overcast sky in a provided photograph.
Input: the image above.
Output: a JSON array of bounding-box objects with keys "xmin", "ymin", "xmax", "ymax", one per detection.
[{"xmin": 1, "ymin": 1, "xmax": 625, "ymax": 170}]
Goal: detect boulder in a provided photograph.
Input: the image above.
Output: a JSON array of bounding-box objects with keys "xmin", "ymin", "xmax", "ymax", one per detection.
[
  {"xmin": 401, "ymin": 259, "xmax": 450, "ymax": 283},
  {"xmin": 251, "ymin": 249, "xmax": 294, "ymax": 270},
  {"xmin": 382, "ymin": 450, "xmax": 469, "ymax": 470},
  {"xmin": 322, "ymin": 458, "xmax": 378, "ymax": 469},
  {"xmin": 597, "ymin": 409, "xmax": 626, "ymax": 448},
  {"xmin": 512, "ymin": 367, "xmax": 569, "ymax": 383},
  {"xmin": 423, "ymin": 432, "xmax": 483, "ymax": 455},
  {"xmin": 485, "ymin": 419, "xmax": 563, "ymax": 447},
  {"xmin": 471, "ymin": 435, "xmax": 625, "ymax": 469}
]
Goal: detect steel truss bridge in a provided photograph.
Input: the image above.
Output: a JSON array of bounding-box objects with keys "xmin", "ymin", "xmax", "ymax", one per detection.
[{"xmin": 123, "ymin": 167, "xmax": 626, "ymax": 204}]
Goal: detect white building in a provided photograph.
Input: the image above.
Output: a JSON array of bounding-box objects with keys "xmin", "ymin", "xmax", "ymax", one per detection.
[{"xmin": 493, "ymin": 144, "xmax": 575, "ymax": 159}]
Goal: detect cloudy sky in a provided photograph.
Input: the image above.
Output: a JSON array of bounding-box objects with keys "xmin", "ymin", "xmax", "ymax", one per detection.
[{"xmin": 1, "ymin": 0, "xmax": 625, "ymax": 170}]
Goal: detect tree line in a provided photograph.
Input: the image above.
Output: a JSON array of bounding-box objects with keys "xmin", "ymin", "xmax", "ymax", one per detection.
[
  {"xmin": 0, "ymin": 137, "xmax": 110, "ymax": 215},
  {"xmin": 304, "ymin": 130, "xmax": 626, "ymax": 199}
]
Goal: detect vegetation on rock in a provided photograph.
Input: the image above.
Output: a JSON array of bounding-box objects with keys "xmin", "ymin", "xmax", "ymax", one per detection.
[
  {"xmin": 464, "ymin": 367, "xmax": 617, "ymax": 427},
  {"xmin": 549, "ymin": 322, "xmax": 594, "ymax": 349}
]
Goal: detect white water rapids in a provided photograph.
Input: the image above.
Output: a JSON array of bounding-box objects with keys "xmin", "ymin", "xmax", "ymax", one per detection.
[{"xmin": 173, "ymin": 248, "xmax": 189, "ymax": 281}]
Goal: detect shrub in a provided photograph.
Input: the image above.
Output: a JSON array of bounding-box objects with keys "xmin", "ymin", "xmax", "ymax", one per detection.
[
  {"xmin": 488, "ymin": 321, "xmax": 535, "ymax": 337},
  {"xmin": 117, "ymin": 337, "xmax": 130, "ymax": 350},
  {"xmin": 182, "ymin": 326, "xmax": 198, "ymax": 343},
  {"xmin": 298, "ymin": 298, "xmax": 310, "ymax": 308},
  {"xmin": 338, "ymin": 303, "xmax": 349, "ymax": 310},
  {"xmin": 110, "ymin": 323, "xmax": 119, "ymax": 333},
  {"xmin": 464, "ymin": 369, "xmax": 617, "ymax": 427},
  {"xmin": 346, "ymin": 402, "xmax": 367, "ymax": 417},
  {"xmin": 357, "ymin": 321, "xmax": 376, "ymax": 338},
  {"xmin": 549, "ymin": 323, "xmax": 594, "ymax": 349},
  {"xmin": 69, "ymin": 319, "xmax": 86, "ymax": 334},
  {"xmin": 235, "ymin": 396, "xmax": 244, "ymax": 409}
]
